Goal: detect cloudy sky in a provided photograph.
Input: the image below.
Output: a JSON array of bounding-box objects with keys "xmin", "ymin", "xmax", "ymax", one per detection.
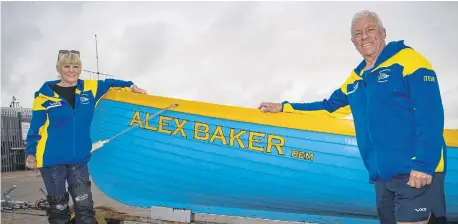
[{"xmin": 2, "ymin": 1, "xmax": 458, "ymax": 128}]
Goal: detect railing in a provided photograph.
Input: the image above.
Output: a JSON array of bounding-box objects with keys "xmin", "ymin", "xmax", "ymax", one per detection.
[{"xmin": 1, "ymin": 107, "xmax": 32, "ymax": 172}]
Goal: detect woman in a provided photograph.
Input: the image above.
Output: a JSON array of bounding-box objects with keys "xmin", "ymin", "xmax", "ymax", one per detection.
[{"xmin": 24, "ymin": 50, "xmax": 147, "ymax": 224}]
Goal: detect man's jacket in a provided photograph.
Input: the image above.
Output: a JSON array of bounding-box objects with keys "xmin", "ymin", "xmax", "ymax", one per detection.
[
  {"xmin": 281, "ymin": 40, "xmax": 446, "ymax": 182},
  {"xmin": 24, "ymin": 79, "xmax": 134, "ymax": 168}
]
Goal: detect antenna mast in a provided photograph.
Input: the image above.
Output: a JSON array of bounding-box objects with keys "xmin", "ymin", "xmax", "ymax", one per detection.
[
  {"xmin": 9, "ymin": 96, "xmax": 21, "ymax": 108},
  {"xmin": 83, "ymin": 34, "xmax": 114, "ymax": 80},
  {"xmin": 95, "ymin": 34, "xmax": 100, "ymax": 80}
]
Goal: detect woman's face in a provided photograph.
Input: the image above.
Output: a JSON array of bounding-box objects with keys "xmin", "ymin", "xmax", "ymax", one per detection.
[{"xmin": 60, "ymin": 63, "xmax": 81, "ymax": 84}]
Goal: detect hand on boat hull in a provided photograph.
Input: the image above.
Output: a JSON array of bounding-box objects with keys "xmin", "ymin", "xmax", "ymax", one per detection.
[{"xmin": 258, "ymin": 102, "xmax": 282, "ymax": 113}]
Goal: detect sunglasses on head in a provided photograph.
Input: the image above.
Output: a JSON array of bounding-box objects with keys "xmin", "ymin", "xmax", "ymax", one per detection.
[{"xmin": 57, "ymin": 50, "xmax": 80, "ymax": 60}]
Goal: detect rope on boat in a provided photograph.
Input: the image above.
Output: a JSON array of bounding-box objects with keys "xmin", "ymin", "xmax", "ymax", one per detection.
[{"xmin": 90, "ymin": 103, "xmax": 179, "ymax": 153}]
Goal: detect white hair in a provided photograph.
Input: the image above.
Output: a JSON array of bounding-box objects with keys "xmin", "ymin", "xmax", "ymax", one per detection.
[{"xmin": 351, "ymin": 10, "xmax": 384, "ymax": 35}]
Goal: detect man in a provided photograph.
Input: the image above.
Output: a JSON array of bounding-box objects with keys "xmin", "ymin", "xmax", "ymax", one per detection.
[{"xmin": 258, "ymin": 10, "xmax": 447, "ymax": 224}]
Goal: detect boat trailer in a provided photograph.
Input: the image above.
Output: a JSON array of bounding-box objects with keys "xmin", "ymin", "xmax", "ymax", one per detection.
[{"xmin": 1, "ymin": 185, "xmax": 221, "ymax": 224}]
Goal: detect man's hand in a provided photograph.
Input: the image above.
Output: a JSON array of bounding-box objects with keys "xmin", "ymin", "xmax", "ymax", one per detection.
[
  {"xmin": 26, "ymin": 155, "xmax": 38, "ymax": 172},
  {"xmin": 131, "ymin": 85, "xmax": 147, "ymax": 94},
  {"xmin": 258, "ymin": 102, "xmax": 282, "ymax": 113},
  {"xmin": 408, "ymin": 170, "xmax": 432, "ymax": 188}
]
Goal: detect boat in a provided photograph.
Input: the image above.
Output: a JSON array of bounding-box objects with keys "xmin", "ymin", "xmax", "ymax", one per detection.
[{"xmin": 88, "ymin": 89, "xmax": 458, "ymax": 224}]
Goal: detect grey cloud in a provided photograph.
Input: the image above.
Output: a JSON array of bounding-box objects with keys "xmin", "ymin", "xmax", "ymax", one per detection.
[
  {"xmin": 1, "ymin": 1, "xmax": 457, "ymax": 129},
  {"xmin": 116, "ymin": 22, "xmax": 171, "ymax": 76},
  {"xmin": 1, "ymin": 23, "xmax": 42, "ymax": 91},
  {"xmin": 1, "ymin": 1, "xmax": 85, "ymax": 105}
]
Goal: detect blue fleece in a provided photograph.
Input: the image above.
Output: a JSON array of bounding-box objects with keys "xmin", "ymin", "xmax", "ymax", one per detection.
[
  {"xmin": 25, "ymin": 79, "xmax": 134, "ymax": 168},
  {"xmin": 281, "ymin": 40, "xmax": 446, "ymax": 181}
]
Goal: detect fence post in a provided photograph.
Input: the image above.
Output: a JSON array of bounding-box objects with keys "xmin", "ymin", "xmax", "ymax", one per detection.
[
  {"xmin": 1, "ymin": 108, "xmax": 32, "ymax": 172},
  {"xmin": 17, "ymin": 112, "xmax": 26, "ymax": 171}
]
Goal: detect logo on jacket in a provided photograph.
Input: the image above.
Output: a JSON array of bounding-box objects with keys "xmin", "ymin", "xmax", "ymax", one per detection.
[
  {"xmin": 80, "ymin": 93, "xmax": 90, "ymax": 104},
  {"xmin": 377, "ymin": 69, "xmax": 390, "ymax": 83},
  {"xmin": 44, "ymin": 100, "xmax": 62, "ymax": 109},
  {"xmin": 347, "ymin": 82, "xmax": 359, "ymax": 95}
]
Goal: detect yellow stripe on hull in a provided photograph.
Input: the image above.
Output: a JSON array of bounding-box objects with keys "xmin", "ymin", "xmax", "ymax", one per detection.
[{"xmin": 435, "ymin": 147, "xmax": 445, "ymax": 173}]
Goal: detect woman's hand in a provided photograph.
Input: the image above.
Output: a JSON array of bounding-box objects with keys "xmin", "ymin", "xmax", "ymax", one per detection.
[{"xmin": 26, "ymin": 155, "xmax": 38, "ymax": 171}]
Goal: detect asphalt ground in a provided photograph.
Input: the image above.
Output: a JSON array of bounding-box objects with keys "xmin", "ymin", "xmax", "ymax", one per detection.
[{"xmin": 1, "ymin": 170, "xmax": 308, "ymax": 224}]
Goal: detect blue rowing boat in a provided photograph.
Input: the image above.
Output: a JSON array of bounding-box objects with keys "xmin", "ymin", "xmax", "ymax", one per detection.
[{"xmin": 88, "ymin": 89, "xmax": 458, "ymax": 224}]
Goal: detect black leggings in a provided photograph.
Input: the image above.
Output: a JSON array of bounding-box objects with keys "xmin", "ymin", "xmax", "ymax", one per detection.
[
  {"xmin": 39, "ymin": 163, "xmax": 96, "ymax": 224},
  {"xmin": 40, "ymin": 163, "xmax": 90, "ymax": 196}
]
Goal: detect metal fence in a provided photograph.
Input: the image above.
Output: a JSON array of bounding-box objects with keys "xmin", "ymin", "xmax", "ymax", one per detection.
[{"xmin": 1, "ymin": 107, "xmax": 32, "ymax": 172}]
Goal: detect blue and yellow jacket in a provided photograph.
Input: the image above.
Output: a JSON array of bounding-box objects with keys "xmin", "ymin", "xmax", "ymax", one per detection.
[
  {"xmin": 282, "ymin": 40, "xmax": 446, "ymax": 181},
  {"xmin": 24, "ymin": 79, "xmax": 134, "ymax": 168}
]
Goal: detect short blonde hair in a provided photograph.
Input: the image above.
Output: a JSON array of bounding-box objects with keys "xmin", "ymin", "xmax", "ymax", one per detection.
[{"xmin": 56, "ymin": 52, "xmax": 82, "ymax": 74}]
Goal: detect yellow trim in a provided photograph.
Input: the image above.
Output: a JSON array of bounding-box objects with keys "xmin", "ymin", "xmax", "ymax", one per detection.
[
  {"xmin": 330, "ymin": 71, "xmax": 362, "ymax": 118},
  {"xmin": 101, "ymin": 89, "xmax": 458, "ymax": 148},
  {"xmin": 373, "ymin": 48, "xmax": 433, "ymax": 77},
  {"xmin": 340, "ymin": 71, "xmax": 363, "ymax": 95},
  {"xmin": 283, "ymin": 104, "xmax": 351, "ymax": 119},
  {"xmin": 110, "ymin": 86, "xmax": 132, "ymax": 92},
  {"xmin": 281, "ymin": 104, "xmax": 345, "ymax": 117},
  {"xmin": 95, "ymin": 87, "xmax": 131, "ymax": 108},
  {"xmin": 83, "ymin": 80, "xmax": 98, "ymax": 98},
  {"xmin": 282, "ymin": 71, "xmax": 360, "ymax": 119},
  {"xmin": 444, "ymin": 131, "xmax": 457, "ymax": 147},
  {"xmin": 435, "ymin": 146, "xmax": 445, "ymax": 172},
  {"xmin": 328, "ymin": 105, "xmax": 352, "ymax": 118},
  {"xmin": 36, "ymin": 114, "xmax": 50, "ymax": 168},
  {"xmin": 32, "ymin": 97, "xmax": 47, "ymax": 111},
  {"xmin": 32, "ymin": 94, "xmax": 62, "ymax": 111},
  {"xmin": 281, "ymin": 103, "xmax": 295, "ymax": 113}
]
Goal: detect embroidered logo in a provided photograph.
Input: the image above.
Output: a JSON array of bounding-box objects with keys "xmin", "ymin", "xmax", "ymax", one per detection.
[
  {"xmin": 44, "ymin": 100, "xmax": 62, "ymax": 109},
  {"xmin": 80, "ymin": 93, "xmax": 90, "ymax": 104},
  {"xmin": 347, "ymin": 82, "xmax": 359, "ymax": 95},
  {"xmin": 377, "ymin": 69, "xmax": 390, "ymax": 83}
]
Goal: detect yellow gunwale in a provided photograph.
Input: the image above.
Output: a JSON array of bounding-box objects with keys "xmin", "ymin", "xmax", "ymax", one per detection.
[{"xmin": 101, "ymin": 90, "xmax": 458, "ymax": 148}]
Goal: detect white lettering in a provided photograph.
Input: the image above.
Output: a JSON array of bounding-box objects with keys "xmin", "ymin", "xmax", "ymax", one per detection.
[{"xmin": 415, "ymin": 208, "xmax": 427, "ymax": 212}]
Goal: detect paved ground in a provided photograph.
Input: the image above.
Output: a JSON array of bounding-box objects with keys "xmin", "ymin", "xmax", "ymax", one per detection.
[{"xmin": 1, "ymin": 170, "xmax": 308, "ymax": 224}]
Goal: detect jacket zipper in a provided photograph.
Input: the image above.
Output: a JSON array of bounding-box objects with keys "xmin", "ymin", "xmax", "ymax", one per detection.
[
  {"xmin": 63, "ymin": 96, "xmax": 76, "ymax": 158},
  {"xmin": 66, "ymin": 100, "xmax": 76, "ymax": 158},
  {"xmin": 73, "ymin": 110, "xmax": 76, "ymax": 158},
  {"xmin": 52, "ymin": 88, "xmax": 77, "ymax": 161},
  {"xmin": 363, "ymin": 69, "xmax": 381, "ymax": 180},
  {"xmin": 367, "ymin": 122, "xmax": 381, "ymax": 179}
]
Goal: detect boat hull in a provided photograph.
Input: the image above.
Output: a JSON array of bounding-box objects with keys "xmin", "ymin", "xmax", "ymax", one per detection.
[{"xmin": 88, "ymin": 90, "xmax": 458, "ymax": 223}]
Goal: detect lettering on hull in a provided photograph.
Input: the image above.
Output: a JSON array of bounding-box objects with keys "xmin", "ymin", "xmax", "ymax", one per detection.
[
  {"xmin": 291, "ymin": 150, "xmax": 314, "ymax": 161},
  {"xmin": 128, "ymin": 111, "xmax": 314, "ymax": 161}
]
